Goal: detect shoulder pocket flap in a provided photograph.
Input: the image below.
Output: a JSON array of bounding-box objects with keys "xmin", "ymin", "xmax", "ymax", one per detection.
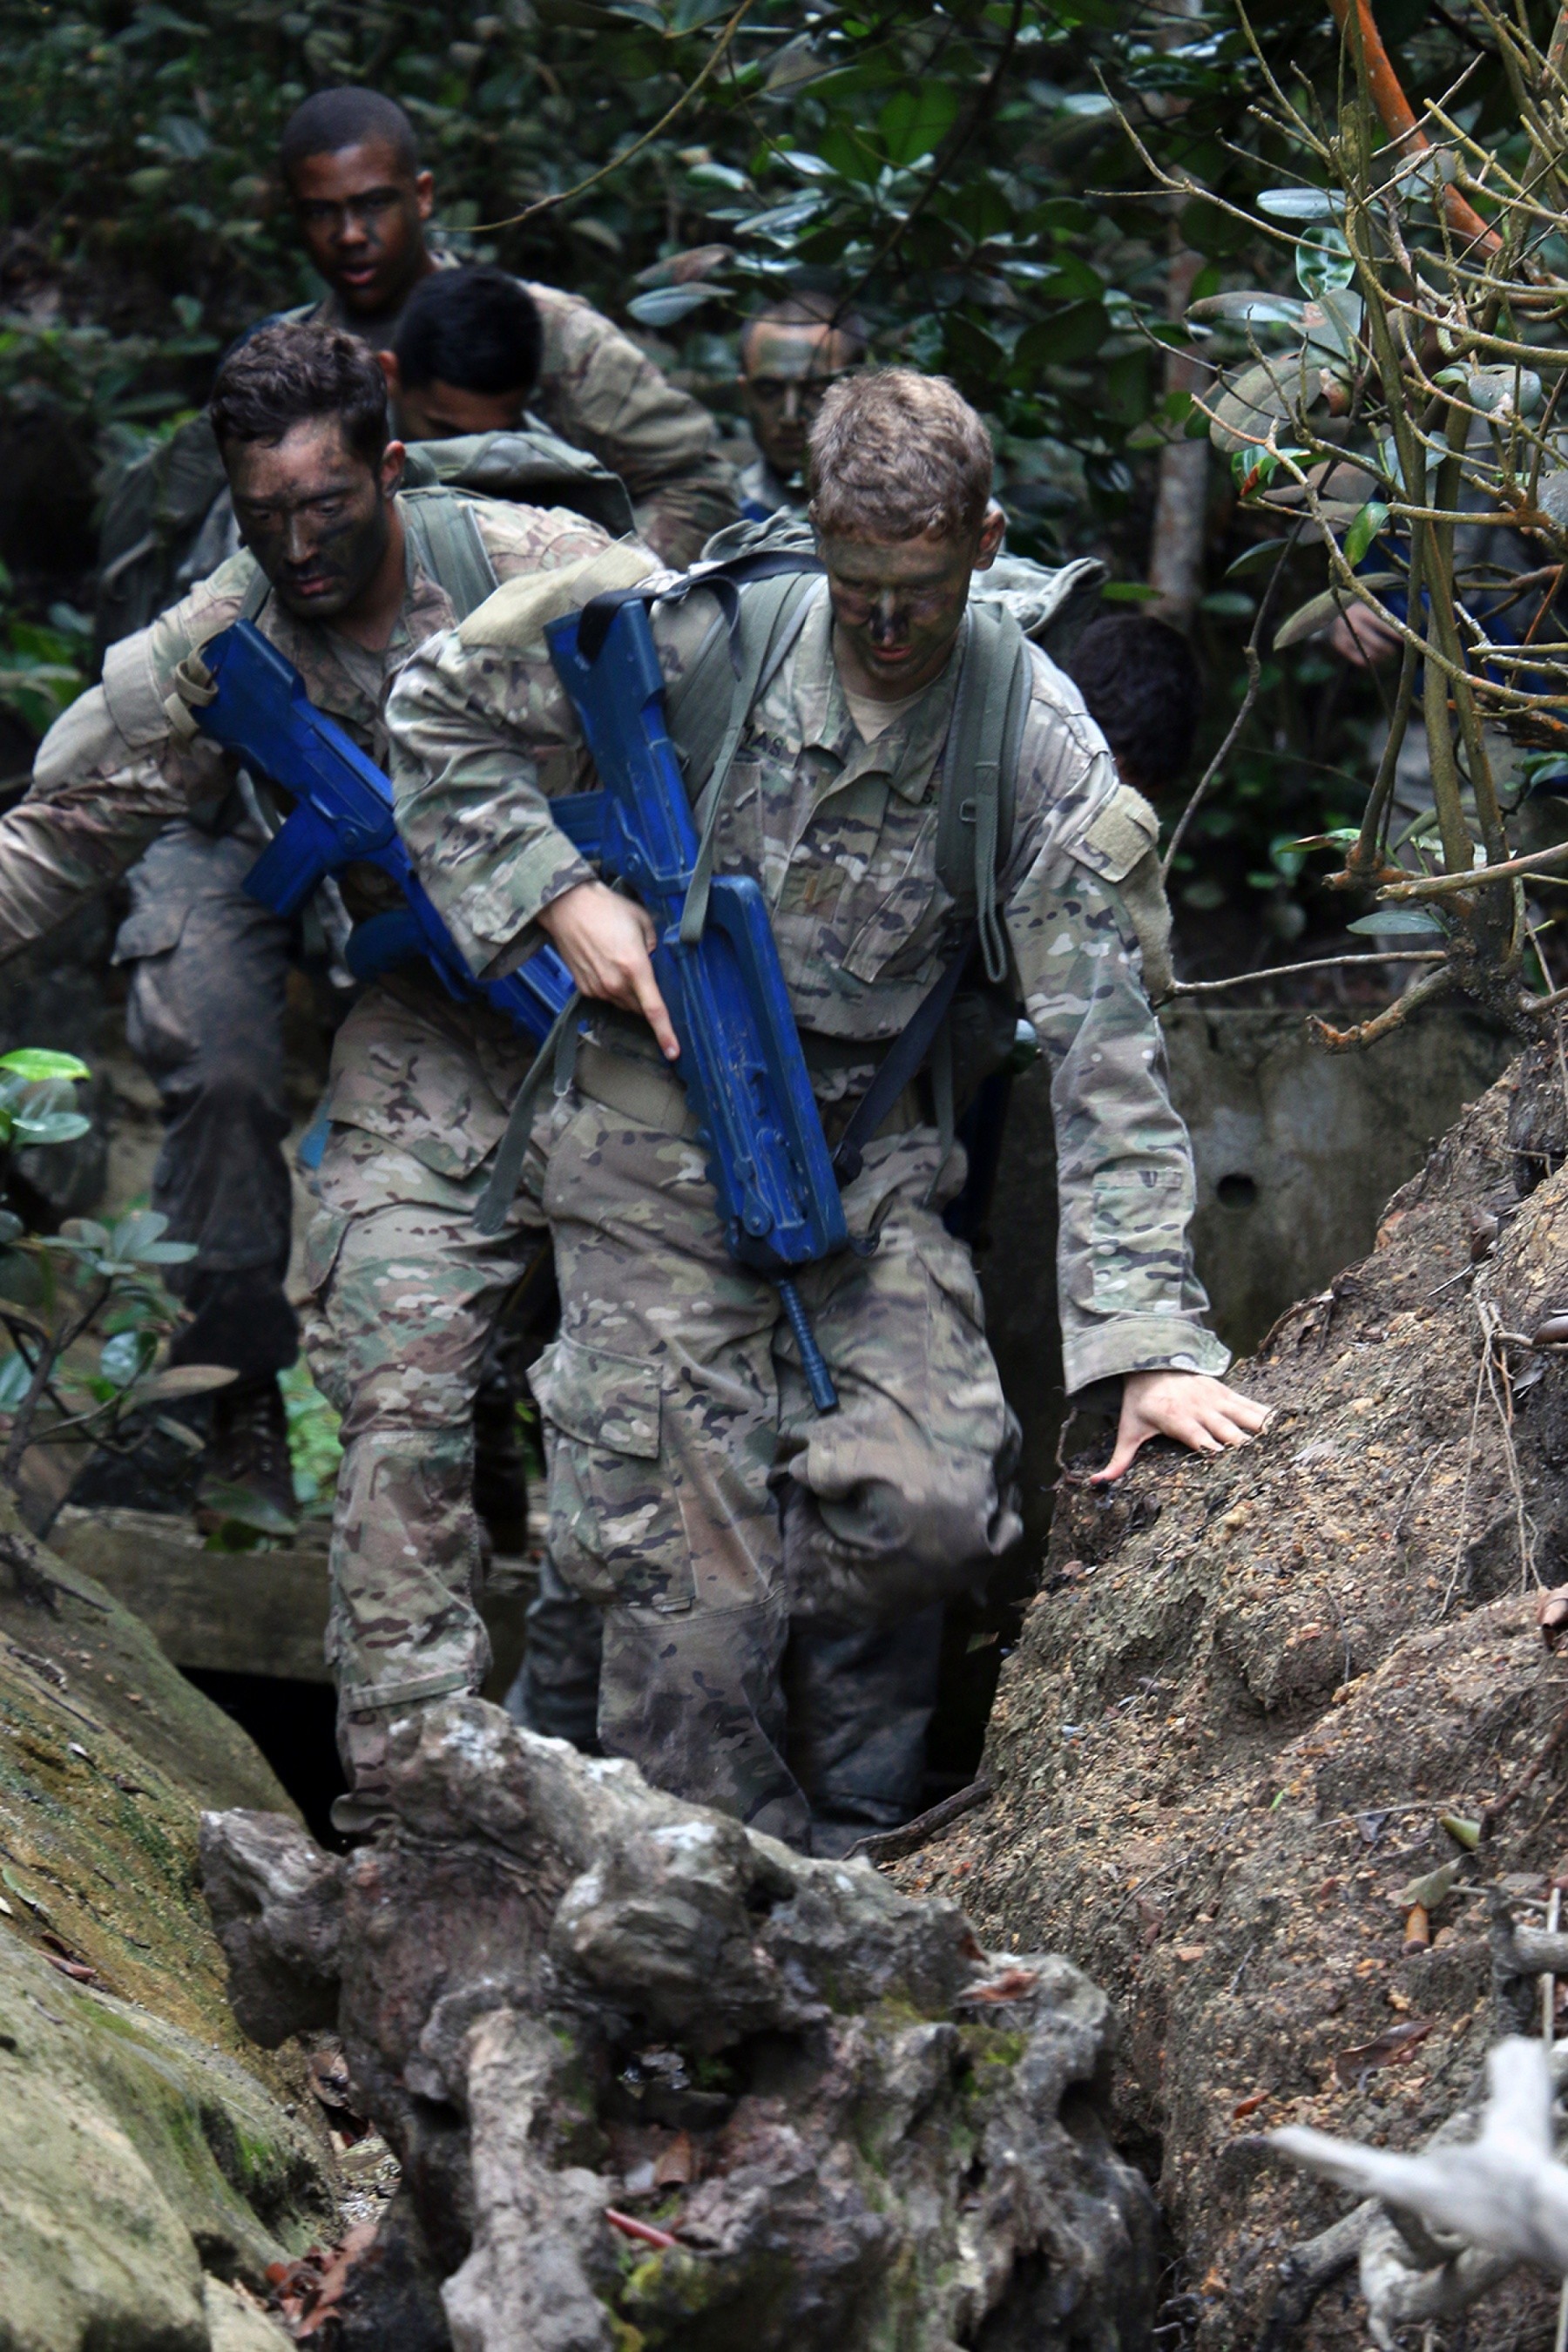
[
  {"xmin": 1070, "ymin": 784, "xmax": 1160, "ymax": 885},
  {"xmin": 528, "ymin": 1333, "xmax": 660, "ymax": 1458}
]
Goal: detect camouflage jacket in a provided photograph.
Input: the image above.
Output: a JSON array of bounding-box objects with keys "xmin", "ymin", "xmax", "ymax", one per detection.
[
  {"xmin": 385, "ymin": 562, "xmax": 1227, "ymax": 1393},
  {"xmin": 3, "ymin": 493, "xmax": 612, "ymax": 961},
  {"xmin": 312, "ymin": 275, "xmax": 739, "ymax": 566}
]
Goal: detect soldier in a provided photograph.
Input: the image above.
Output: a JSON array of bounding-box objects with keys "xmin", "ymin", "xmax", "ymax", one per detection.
[
  {"xmin": 375, "ymin": 368, "xmax": 1266, "ymax": 1849},
  {"xmin": 379, "ymin": 266, "xmax": 544, "ymax": 443},
  {"xmin": 733, "ymin": 290, "xmax": 868, "ymax": 520},
  {"xmin": 1, "ymin": 321, "xmax": 618, "ymax": 1582},
  {"xmin": 280, "ymin": 84, "xmax": 737, "ymax": 565},
  {"xmin": 93, "ymin": 265, "xmax": 638, "ymax": 1512}
]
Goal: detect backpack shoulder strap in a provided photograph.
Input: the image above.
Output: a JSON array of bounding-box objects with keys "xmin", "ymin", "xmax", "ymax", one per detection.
[
  {"xmin": 669, "ymin": 570, "xmax": 823, "ymax": 945},
  {"xmin": 398, "ymin": 487, "xmax": 500, "ymax": 624},
  {"xmin": 666, "ymin": 567, "xmax": 821, "ymax": 803},
  {"xmin": 935, "ymin": 603, "xmax": 1032, "ymax": 984}
]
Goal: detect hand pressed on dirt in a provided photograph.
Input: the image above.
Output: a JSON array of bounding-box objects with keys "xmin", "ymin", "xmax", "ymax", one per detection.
[
  {"xmin": 1090, "ymin": 1368, "xmax": 1269, "ymax": 1484},
  {"xmin": 538, "ymin": 879, "xmax": 679, "ymax": 1059}
]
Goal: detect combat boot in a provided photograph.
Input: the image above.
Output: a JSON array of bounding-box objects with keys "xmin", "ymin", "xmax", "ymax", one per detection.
[
  {"xmin": 332, "ymin": 1708, "xmax": 400, "ymax": 1836},
  {"xmin": 204, "ymin": 1373, "xmax": 296, "ymax": 1524}
]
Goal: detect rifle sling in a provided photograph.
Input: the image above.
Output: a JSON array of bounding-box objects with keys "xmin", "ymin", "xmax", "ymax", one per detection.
[
  {"xmin": 830, "ymin": 930, "xmax": 975, "ymax": 1186},
  {"xmin": 475, "ymin": 988, "xmax": 581, "ymax": 1239}
]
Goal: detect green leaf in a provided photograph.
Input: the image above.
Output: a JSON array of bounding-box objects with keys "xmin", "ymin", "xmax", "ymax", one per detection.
[
  {"xmin": 0, "ymin": 1050, "xmax": 90, "ymax": 1084},
  {"xmin": 100, "ymin": 1329, "xmax": 155, "ymax": 1388},
  {"xmin": 625, "ymin": 282, "xmax": 725, "ymax": 326},
  {"xmin": 1225, "ymin": 538, "xmax": 1292, "ymax": 577},
  {"xmin": 1347, "ymin": 907, "xmax": 1447, "ymax": 936},
  {"xmin": 877, "ymin": 84, "xmax": 957, "ymax": 167},
  {"xmin": 0, "ymin": 1211, "xmax": 23, "ymax": 1247},
  {"xmin": 12, "ymin": 1112, "xmax": 91, "ymax": 1146},
  {"xmin": 1257, "ymin": 186, "xmax": 1342, "ymax": 220},
  {"xmin": 0, "ymin": 1351, "xmax": 35, "ymax": 1409},
  {"xmin": 1286, "ymin": 828, "xmax": 1362, "ymax": 851},
  {"xmin": 1099, "ymin": 582, "xmax": 1163, "ymax": 603},
  {"xmin": 1295, "ymin": 224, "xmax": 1355, "ymax": 298},
  {"xmin": 1343, "ymin": 501, "xmax": 1389, "ymax": 569}
]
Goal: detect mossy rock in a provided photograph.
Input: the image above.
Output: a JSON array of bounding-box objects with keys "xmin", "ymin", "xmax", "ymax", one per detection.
[{"xmin": 0, "ymin": 1496, "xmax": 335, "ymax": 2347}]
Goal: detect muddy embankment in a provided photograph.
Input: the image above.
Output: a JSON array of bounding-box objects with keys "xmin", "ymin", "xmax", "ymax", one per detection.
[{"xmin": 901, "ymin": 1048, "xmax": 1568, "ymax": 2350}]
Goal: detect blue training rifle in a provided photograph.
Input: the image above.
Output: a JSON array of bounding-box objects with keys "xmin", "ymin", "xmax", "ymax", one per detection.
[
  {"xmin": 193, "ymin": 618, "xmax": 581, "ymax": 1044},
  {"xmin": 548, "ymin": 594, "xmax": 847, "ymax": 1409},
  {"xmin": 189, "ymin": 610, "xmax": 846, "ymax": 1411}
]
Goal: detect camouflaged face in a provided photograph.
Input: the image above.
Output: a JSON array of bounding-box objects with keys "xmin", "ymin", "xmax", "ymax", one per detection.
[
  {"xmin": 4, "ymin": 488, "xmax": 611, "ymax": 963},
  {"xmin": 386, "ymin": 576, "xmax": 1227, "ymax": 1393}
]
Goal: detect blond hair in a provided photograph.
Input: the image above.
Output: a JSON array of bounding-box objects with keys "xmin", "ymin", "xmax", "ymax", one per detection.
[{"xmin": 808, "ymin": 368, "xmax": 993, "ymax": 541}]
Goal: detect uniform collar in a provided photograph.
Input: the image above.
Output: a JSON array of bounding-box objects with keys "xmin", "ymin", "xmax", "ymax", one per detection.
[{"xmin": 794, "ymin": 592, "xmax": 968, "ymax": 805}]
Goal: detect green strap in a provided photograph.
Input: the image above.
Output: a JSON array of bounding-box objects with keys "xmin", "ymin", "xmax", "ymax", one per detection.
[
  {"xmin": 934, "ymin": 603, "xmax": 1030, "ymax": 984},
  {"xmin": 475, "ymin": 990, "xmax": 581, "ymax": 1238},
  {"xmin": 676, "ymin": 574, "xmax": 819, "ymax": 947},
  {"xmin": 400, "ymin": 490, "xmax": 499, "ymax": 623}
]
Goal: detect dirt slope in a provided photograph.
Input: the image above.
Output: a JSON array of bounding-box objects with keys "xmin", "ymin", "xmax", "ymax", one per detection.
[{"xmin": 898, "ymin": 1054, "xmax": 1568, "ymax": 2350}]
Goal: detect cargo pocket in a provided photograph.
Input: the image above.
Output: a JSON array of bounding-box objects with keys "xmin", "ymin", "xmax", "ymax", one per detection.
[
  {"xmin": 528, "ymin": 1334, "xmax": 689, "ymax": 1612},
  {"xmin": 1085, "ymin": 1167, "xmax": 1190, "ymax": 1314},
  {"xmin": 111, "ymin": 900, "xmax": 191, "ymax": 967}
]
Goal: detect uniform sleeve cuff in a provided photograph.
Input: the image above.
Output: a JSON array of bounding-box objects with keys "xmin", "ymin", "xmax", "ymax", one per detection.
[
  {"xmin": 1064, "ymin": 1317, "xmax": 1232, "ymax": 1396},
  {"xmin": 448, "ymin": 832, "xmax": 595, "ymax": 974}
]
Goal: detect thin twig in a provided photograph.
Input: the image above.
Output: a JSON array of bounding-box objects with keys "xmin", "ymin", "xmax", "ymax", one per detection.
[
  {"xmin": 1161, "ymin": 523, "xmax": 1303, "ymax": 880},
  {"xmin": 471, "ymin": 0, "xmax": 756, "ymax": 232},
  {"xmin": 1168, "ymin": 950, "xmax": 1444, "ymax": 997}
]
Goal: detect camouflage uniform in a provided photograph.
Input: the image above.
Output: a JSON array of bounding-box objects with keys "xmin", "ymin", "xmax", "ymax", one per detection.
[
  {"xmin": 312, "ymin": 274, "xmax": 739, "ymax": 567},
  {"xmin": 6, "ymin": 497, "xmax": 613, "ymax": 1719},
  {"xmin": 379, "ymin": 564, "xmax": 1227, "ymax": 1844}
]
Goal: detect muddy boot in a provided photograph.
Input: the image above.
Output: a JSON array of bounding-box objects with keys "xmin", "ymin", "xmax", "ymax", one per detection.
[
  {"xmin": 332, "ymin": 1710, "xmax": 399, "ymax": 1836},
  {"xmin": 202, "ymin": 1373, "xmax": 295, "ymax": 1524}
]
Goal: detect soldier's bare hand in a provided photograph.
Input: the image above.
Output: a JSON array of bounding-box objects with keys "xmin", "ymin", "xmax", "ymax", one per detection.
[
  {"xmin": 1090, "ymin": 1369, "xmax": 1269, "ymax": 1484},
  {"xmin": 539, "ymin": 882, "xmax": 679, "ymax": 1060}
]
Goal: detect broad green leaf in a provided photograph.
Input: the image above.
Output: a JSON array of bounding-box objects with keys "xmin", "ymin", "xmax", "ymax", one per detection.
[
  {"xmin": 1348, "ymin": 906, "xmax": 1447, "ymax": 936},
  {"xmin": 1225, "ymin": 537, "xmax": 1293, "ymax": 576},
  {"xmin": 1294, "ymin": 224, "xmax": 1355, "ymax": 297},
  {"xmin": 1257, "ymin": 187, "xmax": 1342, "ymax": 220},
  {"xmin": 625, "ymin": 283, "xmax": 725, "ymax": 326},
  {"xmin": 1287, "ymin": 828, "xmax": 1362, "ymax": 851},
  {"xmin": 1274, "ymin": 575, "xmax": 1399, "ymax": 650},
  {"xmin": 0, "ymin": 1350, "xmax": 36, "ymax": 1409},
  {"xmin": 878, "ymin": 84, "xmax": 957, "ymax": 167},
  {"xmin": 100, "ymin": 1329, "xmax": 155, "ymax": 1388},
  {"xmin": 1343, "ymin": 500, "xmax": 1389, "ymax": 568},
  {"xmin": 0, "ymin": 1050, "xmax": 90, "ymax": 1084},
  {"xmin": 12, "ymin": 1112, "xmax": 91, "ymax": 1146}
]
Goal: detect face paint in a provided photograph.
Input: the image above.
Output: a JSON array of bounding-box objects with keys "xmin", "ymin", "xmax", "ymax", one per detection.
[{"xmin": 227, "ymin": 417, "xmax": 395, "ymax": 623}]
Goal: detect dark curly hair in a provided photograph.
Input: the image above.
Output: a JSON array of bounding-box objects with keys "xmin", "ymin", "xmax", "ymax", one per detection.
[
  {"xmin": 210, "ymin": 320, "xmax": 389, "ymax": 468},
  {"xmin": 1066, "ymin": 615, "xmax": 1202, "ymax": 792}
]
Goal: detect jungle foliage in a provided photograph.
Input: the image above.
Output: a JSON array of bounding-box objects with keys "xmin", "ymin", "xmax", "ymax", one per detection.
[{"xmin": 0, "ymin": 0, "xmax": 1563, "ymax": 977}]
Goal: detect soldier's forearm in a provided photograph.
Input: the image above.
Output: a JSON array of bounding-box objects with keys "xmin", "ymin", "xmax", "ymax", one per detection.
[{"xmin": 0, "ymin": 802, "xmax": 160, "ymax": 963}]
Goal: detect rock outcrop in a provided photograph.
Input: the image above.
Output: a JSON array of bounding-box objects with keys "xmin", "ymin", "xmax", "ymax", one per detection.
[
  {"xmin": 0, "ymin": 1493, "xmax": 335, "ymax": 2349},
  {"xmin": 202, "ymin": 1695, "xmax": 1158, "ymax": 2351},
  {"xmin": 904, "ymin": 1052, "xmax": 1568, "ymax": 2349}
]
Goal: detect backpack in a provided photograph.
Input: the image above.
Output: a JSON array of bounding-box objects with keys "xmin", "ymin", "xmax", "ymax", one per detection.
[
  {"xmin": 674, "ymin": 513, "xmax": 1105, "ymax": 977},
  {"xmin": 96, "ymin": 415, "xmax": 637, "ymax": 662}
]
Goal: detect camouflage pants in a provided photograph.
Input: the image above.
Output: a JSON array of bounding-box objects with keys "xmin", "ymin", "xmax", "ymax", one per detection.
[
  {"xmin": 528, "ymin": 1053, "xmax": 1021, "ymax": 1847},
  {"xmin": 304, "ymin": 997, "xmax": 1017, "ymax": 1848},
  {"xmin": 118, "ymin": 823, "xmax": 300, "ymax": 1380}
]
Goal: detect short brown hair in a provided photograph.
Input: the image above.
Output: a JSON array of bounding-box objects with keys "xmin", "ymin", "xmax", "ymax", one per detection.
[
  {"xmin": 211, "ymin": 321, "xmax": 389, "ymax": 468},
  {"xmin": 808, "ymin": 368, "xmax": 992, "ymax": 542}
]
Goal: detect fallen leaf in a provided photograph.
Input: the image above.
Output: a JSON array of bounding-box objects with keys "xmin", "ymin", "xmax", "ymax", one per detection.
[
  {"xmin": 1174, "ymin": 1945, "xmax": 1206, "ymax": 1964},
  {"xmin": 1335, "ymin": 2017, "xmax": 1436, "ymax": 2082},
  {"xmin": 1396, "ymin": 1860, "xmax": 1459, "ymax": 1910},
  {"xmin": 1232, "ymin": 2090, "xmax": 1271, "ymax": 2119},
  {"xmin": 652, "ymin": 2130, "xmax": 695, "ymax": 2188},
  {"xmin": 956, "ymin": 1967, "xmax": 1040, "ymax": 2004},
  {"xmin": 606, "ymin": 2207, "xmax": 679, "ymax": 2251},
  {"xmin": 44, "ymin": 1954, "xmax": 97, "ymax": 1983}
]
